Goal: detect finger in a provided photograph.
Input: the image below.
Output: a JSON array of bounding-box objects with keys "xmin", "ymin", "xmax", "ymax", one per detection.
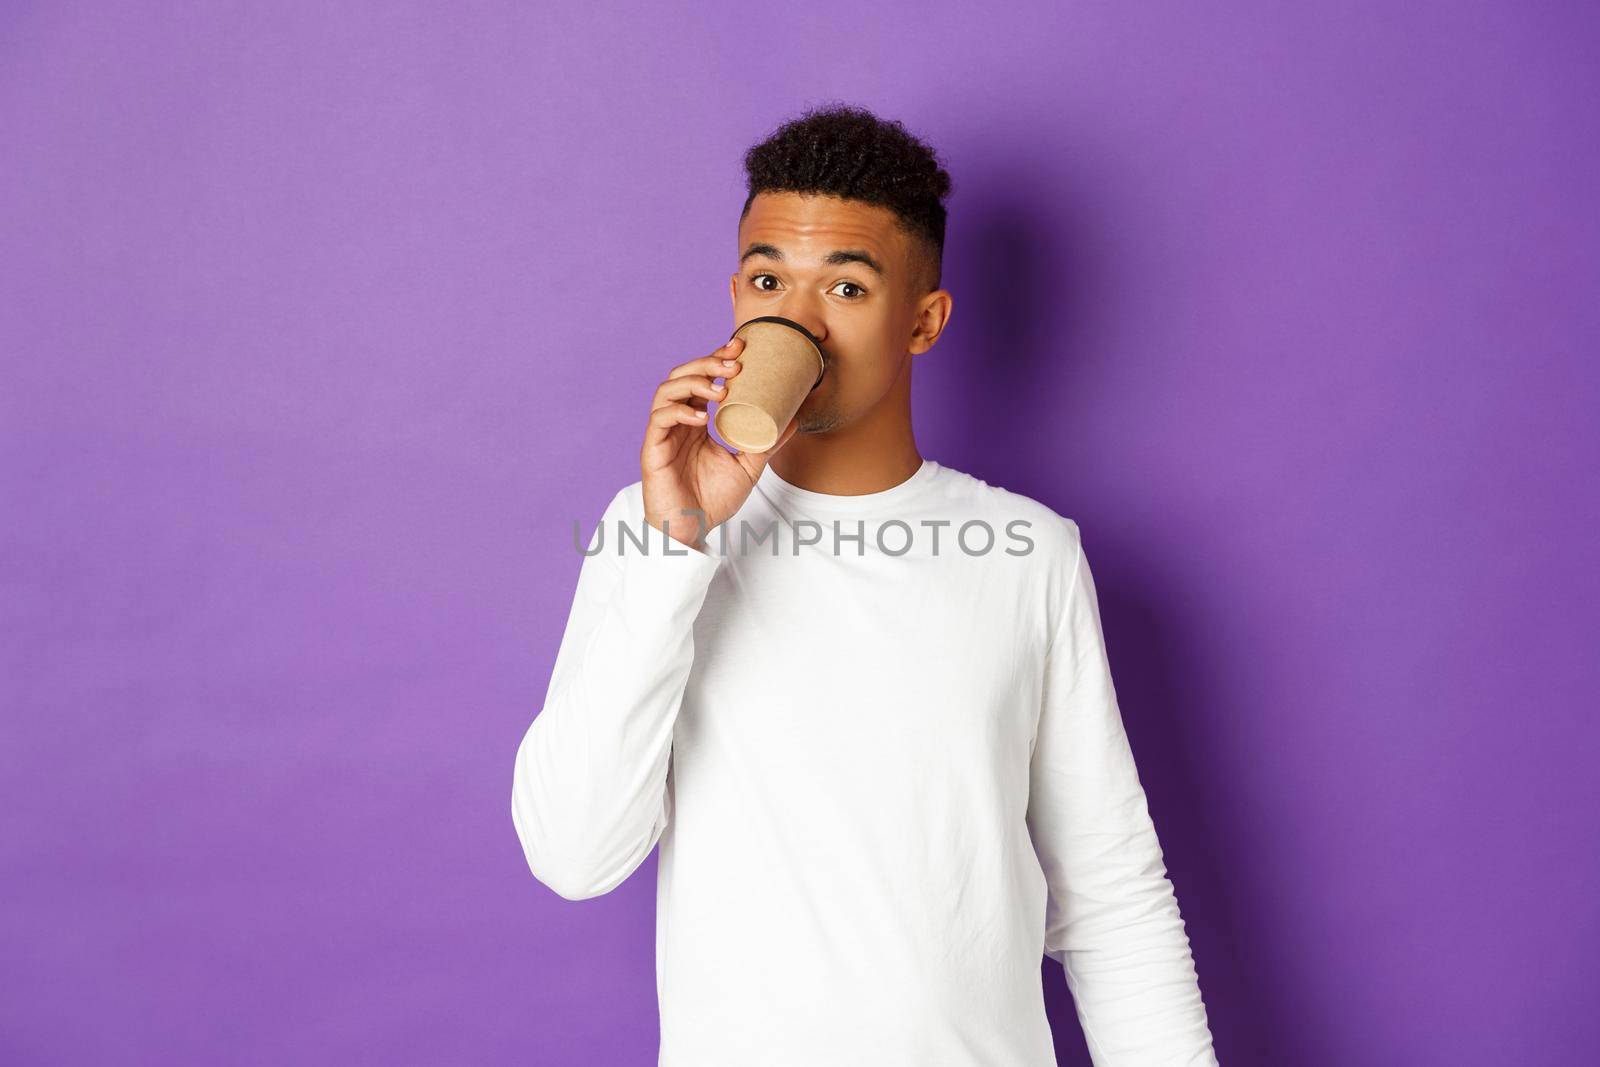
[
  {"xmin": 666, "ymin": 338, "xmax": 745, "ymax": 381},
  {"xmin": 652, "ymin": 373, "xmax": 727, "ymax": 411},
  {"xmin": 645, "ymin": 400, "xmax": 709, "ymax": 440}
]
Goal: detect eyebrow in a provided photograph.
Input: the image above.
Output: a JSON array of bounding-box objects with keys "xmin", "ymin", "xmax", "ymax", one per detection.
[{"xmin": 739, "ymin": 242, "xmax": 886, "ymax": 277}]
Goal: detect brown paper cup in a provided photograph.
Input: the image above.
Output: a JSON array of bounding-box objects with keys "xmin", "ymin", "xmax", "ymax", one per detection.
[{"xmin": 712, "ymin": 316, "xmax": 826, "ymax": 453}]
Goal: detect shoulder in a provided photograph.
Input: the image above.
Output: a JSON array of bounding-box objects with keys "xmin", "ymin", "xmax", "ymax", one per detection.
[
  {"xmin": 609, "ymin": 479, "xmax": 645, "ymax": 522},
  {"xmin": 932, "ymin": 463, "xmax": 1083, "ymax": 565},
  {"xmin": 566, "ymin": 479, "xmax": 646, "ymax": 558}
]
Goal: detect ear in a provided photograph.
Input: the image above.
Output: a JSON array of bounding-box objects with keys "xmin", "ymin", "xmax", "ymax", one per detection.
[
  {"xmin": 728, "ymin": 274, "xmax": 738, "ymax": 308},
  {"xmin": 908, "ymin": 289, "xmax": 954, "ymax": 356}
]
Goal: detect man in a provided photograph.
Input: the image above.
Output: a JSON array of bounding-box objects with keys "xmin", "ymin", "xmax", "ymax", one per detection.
[{"xmin": 512, "ymin": 103, "xmax": 1219, "ymax": 1066}]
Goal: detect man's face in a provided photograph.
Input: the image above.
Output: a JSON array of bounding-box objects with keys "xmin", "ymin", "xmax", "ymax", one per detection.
[{"xmin": 731, "ymin": 192, "xmax": 937, "ymax": 435}]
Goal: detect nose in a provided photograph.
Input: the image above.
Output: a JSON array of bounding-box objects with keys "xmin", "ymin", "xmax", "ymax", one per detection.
[
  {"xmin": 738, "ymin": 287, "xmax": 827, "ymax": 349},
  {"xmin": 777, "ymin": 308, "xmax": 826, "ymax": 347}
]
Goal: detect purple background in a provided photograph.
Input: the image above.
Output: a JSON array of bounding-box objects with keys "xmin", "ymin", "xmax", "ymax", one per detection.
[{"xmin": 3, "ymin": 3, "xmax": 1596, "ymax": 1064}]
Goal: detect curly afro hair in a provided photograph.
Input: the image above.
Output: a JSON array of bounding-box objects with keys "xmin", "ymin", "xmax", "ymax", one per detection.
[{"xmin": 740, "ymin": 103, "xmax": 954, "ymax": 293}]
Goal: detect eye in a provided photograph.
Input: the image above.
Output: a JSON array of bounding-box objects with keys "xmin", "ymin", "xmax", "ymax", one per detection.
[{"xmin": 746, "ymin": 273, "xmax": 867, "ymax": 300}]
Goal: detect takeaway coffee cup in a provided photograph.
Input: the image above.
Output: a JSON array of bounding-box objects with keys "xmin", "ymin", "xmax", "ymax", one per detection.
[{"xmin": 712, "ymin": 316, "xmax": 827, "ymax": 453}]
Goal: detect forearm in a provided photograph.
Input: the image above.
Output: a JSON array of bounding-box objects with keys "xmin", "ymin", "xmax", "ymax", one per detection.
[{"xmin": 1041, "ymin": 807, "xmax": 1217, "ymax": 1065}]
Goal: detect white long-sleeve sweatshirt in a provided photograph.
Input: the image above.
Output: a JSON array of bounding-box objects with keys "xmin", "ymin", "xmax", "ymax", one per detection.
[{"xmin": 512, "ymin": 457, "xmax": 1218, "ymax": 1066}]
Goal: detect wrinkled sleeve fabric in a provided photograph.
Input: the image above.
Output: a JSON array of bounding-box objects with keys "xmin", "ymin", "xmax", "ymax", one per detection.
[
  {"xmin": 512, "ymin": 485, "xmax": 724, "ymax": 901},
  {"xmin": 1025, "ymin": 523, "xmax": 1219, "ymax": 1066}
]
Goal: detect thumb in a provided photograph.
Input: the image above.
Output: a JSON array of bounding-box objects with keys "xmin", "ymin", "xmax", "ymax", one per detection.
[
  {"xmin": 772, "ymin": 413, "xmax": 801, "ymax": 453},
  {"xmin": 758, "ymin": 413, "xmax": 801, "ymax": 462},
  {"xmin": 741, "ymin": 413, "xmax": 800, "ymax": 475}
]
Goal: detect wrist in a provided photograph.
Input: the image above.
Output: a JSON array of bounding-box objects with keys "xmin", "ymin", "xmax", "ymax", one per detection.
[{"xmin": 648, "ymin": 512, "xmax": 710, "ymax": 554}]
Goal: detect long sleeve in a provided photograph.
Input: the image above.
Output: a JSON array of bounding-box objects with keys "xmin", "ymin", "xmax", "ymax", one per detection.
[
  {"xmin": 1025, "ymin": 524, "xmax": 1219, "ymax": 1066},
  {"xmin": 511, "ymin": 484, "xmax": 724, "ymax": 901}
]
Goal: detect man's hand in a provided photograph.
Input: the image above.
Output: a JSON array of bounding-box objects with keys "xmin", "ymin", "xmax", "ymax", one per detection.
[{"xmin": 641, "ymin": 334, "xmax": 801, "ymax": 551}]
